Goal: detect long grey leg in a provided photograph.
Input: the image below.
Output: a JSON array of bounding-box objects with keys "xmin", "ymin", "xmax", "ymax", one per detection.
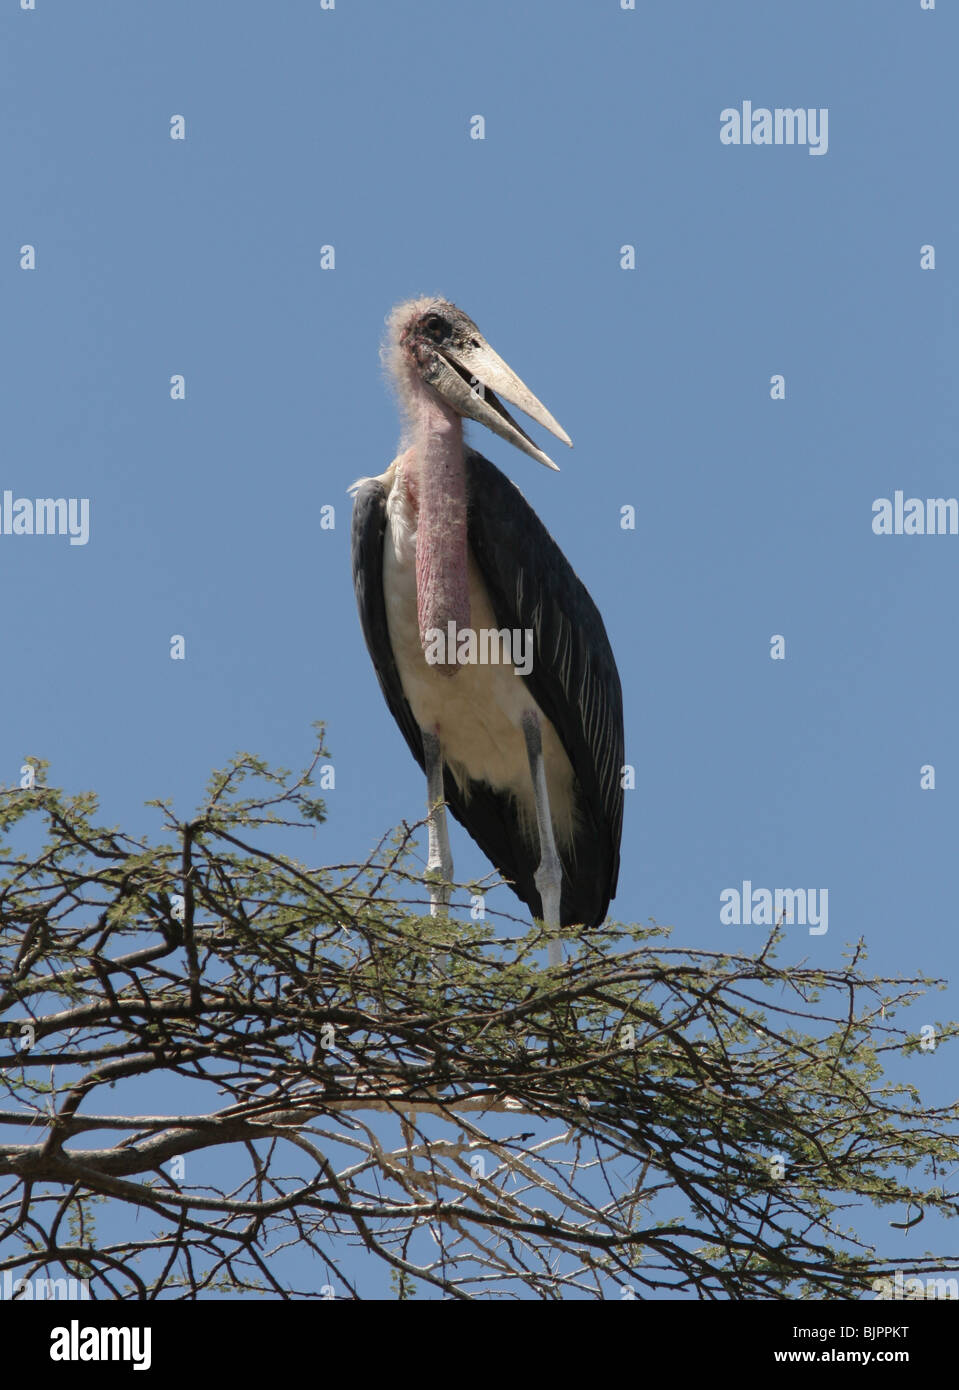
[
  {"xmin": 521, "ymin": 711, "xmax": 564, "ymax": 966},
  {"xmin": 422, "ymin": 729, "xmax": 452, "ymax": 916}
]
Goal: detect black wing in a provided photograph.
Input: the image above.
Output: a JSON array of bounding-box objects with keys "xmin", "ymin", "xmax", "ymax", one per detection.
[
  {"xmin": 351, "ymin": 477, "xmax": 426, "ymax": 765},
  {"xmin": 351, "ymin": 458, "xmax": 625, "ymax": 928},
  {"xmin": 464, "ymin": 448, "xmax": 624, "ymax": 927}
]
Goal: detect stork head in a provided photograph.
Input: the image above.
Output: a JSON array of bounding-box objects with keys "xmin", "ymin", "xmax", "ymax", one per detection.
[{"xmin": 386, "ymin": 297, "xmax": 572, "ymax": 470}]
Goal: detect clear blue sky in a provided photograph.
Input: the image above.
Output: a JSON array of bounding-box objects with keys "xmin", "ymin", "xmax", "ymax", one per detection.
[{"xmin": 2, "ymin": 0, "xmax": 955, "ymax": 1296}]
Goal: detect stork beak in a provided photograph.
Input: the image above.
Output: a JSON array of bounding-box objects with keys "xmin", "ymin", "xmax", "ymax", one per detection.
[{"xmin": 427, "ymin": 333, "xmax": 572, "ymax": 471}]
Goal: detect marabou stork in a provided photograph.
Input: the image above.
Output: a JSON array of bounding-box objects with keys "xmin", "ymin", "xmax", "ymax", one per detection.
[{"xmin": 350, "ymin": 298, "xmax": 624, "ymax": 964}]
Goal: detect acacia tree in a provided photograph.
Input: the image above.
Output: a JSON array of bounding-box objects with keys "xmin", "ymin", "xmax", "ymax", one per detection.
[{"xmin": 1, "ymin": 731, "xmax": 957, "ymax": 1300}]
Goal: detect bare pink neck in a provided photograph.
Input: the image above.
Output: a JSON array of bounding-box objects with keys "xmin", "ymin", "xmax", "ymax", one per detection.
[{"xmin": 410, "ymin": 381, "xmax": 470, "ymax": 670}]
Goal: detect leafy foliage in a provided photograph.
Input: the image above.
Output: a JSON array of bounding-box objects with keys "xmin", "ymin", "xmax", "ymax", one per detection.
[{"xmin": 1, "ymin": 733, "xmax": 957, "ymax": 1299}]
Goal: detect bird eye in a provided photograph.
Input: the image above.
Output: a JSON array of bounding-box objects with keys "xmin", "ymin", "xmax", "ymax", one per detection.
[{"xmin": 422, "ymin": 314, "xmax": 450, "ymax": 342}]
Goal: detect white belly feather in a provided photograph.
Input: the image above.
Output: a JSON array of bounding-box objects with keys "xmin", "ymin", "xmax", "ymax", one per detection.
[{"xmin": 381, "ymin": 467, "xmax": 578, "ymax": 851}]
